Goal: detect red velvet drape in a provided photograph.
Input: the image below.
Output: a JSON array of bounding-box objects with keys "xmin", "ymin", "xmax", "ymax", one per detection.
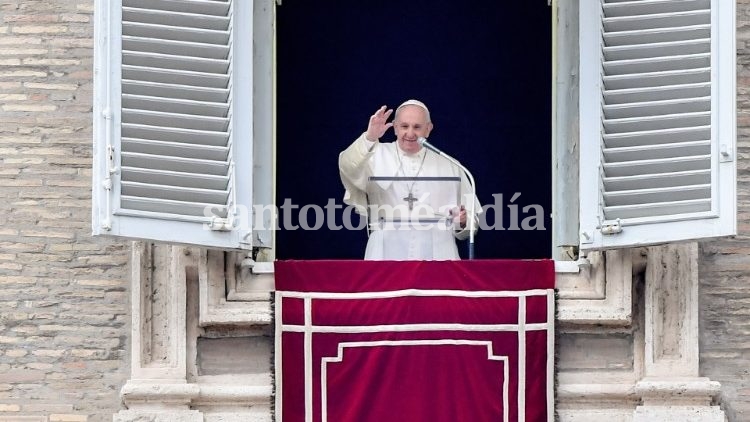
[{"xmin": 275, "ymin": 259, "xmax": 555, "ymax": 422}]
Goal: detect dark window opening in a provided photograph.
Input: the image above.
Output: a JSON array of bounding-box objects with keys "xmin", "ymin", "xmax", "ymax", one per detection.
[{"xmin": 276, "ymin": 0, "xmax": 552, "ymax": 259}]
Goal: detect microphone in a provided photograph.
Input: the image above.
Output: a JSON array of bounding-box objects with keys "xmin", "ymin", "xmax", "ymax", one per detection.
[
  {"xmin": 418, "ymin": 137, "xmax": 446, "ymax": 156},
  {"xmin": 417, "ymin": 137, "xmax": 478, "ymax": 259}
]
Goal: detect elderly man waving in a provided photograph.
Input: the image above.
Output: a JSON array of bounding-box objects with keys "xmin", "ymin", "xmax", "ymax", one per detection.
[{"xmin": 338, "ymin": 99, "xmax": 480, "ymax": 260}]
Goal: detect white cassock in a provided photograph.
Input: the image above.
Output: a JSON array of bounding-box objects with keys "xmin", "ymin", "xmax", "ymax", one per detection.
[{"xmin": 339, "ymin": 133, "xmax": 481, "ymax": 260}]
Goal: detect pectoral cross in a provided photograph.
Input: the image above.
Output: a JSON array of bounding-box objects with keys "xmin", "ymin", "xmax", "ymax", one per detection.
[{"xmin": 403, "ymin": 192, "xmax": 417, "ymax": 211}]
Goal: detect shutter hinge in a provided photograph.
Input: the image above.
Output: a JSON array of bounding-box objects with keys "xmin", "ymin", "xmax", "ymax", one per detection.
[
  {"xmin": 106, "ymin": 144, "xmax": 120, "ymax": 176},
  {"xmin": 720, "ymin": 143, "xmax": 733, "ymax": 163},
  {"xmin": 600, "ymin": 219, "xmax": 623, "ymax": 235},
  {"xmin": 209, "ymin": 217, "xmax": 232, "ymax": 231},
  {"xmin": 100, "ymin": 142, "xmax": 119, "ymax": 232}
]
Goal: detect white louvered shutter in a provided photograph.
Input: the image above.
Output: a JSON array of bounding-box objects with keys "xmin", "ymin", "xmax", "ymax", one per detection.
[
  {"xmin": 93, "ymin": 0, "xmax": 262, "ymax": 249},
  {"xmin": 578, "ymin": 0, "xmax": 736, "ymax": 250}
]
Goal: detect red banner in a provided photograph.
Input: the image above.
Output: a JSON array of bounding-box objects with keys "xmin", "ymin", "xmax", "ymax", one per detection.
[{"xmin": 275, "ymin": 260, "xmax": 555, "ymax": 422}]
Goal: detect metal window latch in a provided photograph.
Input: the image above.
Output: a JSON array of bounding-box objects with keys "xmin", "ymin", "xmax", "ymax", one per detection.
[{"xmin": 601, "ymin": 219, "xmax": 623, "ymax": 235}]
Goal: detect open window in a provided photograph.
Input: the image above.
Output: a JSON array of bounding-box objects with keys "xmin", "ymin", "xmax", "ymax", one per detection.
[
  {"xmin": 92, "ymin": 0, "xmax": 274, "ymax": 250},
  {"xmin": 93, "ymin": 0, "xmax": 735, "ymax": 258}
]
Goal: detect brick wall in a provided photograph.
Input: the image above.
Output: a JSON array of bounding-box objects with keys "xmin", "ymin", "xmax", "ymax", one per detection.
[
  {"xmin": 699, "ymin": 1, "xmax": 750, "ymax": 421},
  {"xmin": 0, "ymin": 1, "xmax": 130, "ymax": 421}
]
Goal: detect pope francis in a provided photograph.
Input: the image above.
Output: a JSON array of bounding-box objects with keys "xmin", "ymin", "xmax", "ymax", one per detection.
[{"xmin": 338, "ymin": 99, "xmax": 481, "ymax": 260}]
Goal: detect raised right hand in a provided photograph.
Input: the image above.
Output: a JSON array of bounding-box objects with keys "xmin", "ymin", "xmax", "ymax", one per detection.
[{"xmin": 365, "ymin": 105, "xmax": 394, "ymax": 142}]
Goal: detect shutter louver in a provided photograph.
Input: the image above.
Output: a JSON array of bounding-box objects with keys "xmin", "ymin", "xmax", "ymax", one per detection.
[
  {"xmin": 601, "ymin": 0, "xmax": 711, "ymax": 221},
  {"xmin": 120, "ymin": 0, "xmax": 233, "ymax": 222},
  {"xmin": 579, "ymin": 0, "xmax": 736, "ymax": 250}
]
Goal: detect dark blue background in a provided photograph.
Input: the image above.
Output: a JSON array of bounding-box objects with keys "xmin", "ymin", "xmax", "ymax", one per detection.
[{"xmin": 276, "ymin": 1, "xmax": 551, "ymax": 259}]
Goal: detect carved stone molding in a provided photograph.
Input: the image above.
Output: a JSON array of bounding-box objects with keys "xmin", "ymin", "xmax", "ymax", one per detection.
[
  {"xmin": 558, "ymin": 382, "xmax": 638, "ymax": 402},
  {"xmin": 198, "ymin": 247, "xmax": 633, "ymax": 327},
  {"xmin": 121, "ymin": 240, "xmax": 727, "ymax": 421},
  {"xmin": 557, "ymin": 382, "xmax": 639, "ymax": 422},
  {"xmin": 198, "ymin": 250, "xmax": 271, "ymax": 326},
  {"xmin": 633, "ymin": 243, "xmax": 726, "ymax": 421},
  {"xmin": 555, "ymin": 244, "xmax": 727, "ymax": 420},
  {"xmin": 191, "ymin": 384, "xmax": 273, "ymax": 407},
  {"xmin": 118, "ymin": 243, "xmax": 273, "ymax": 422},
  {"xmin": 117, "ymin": 243, "xmax": 199, "ymax": 421},
  {"xmin": 643, "ymin": 243, "xmax": 699, "ymax": 377},
  {"xmin": 121, "ymin": 382, "xmax": 200, "ymax": 406},
  {"xmin": 633, "ymin": 377, "xmax": 725, "ymax": 422},
  {"xmin": 128, "ymin": 242, "xmax": 190, "ymax": 380},
  {"xmin": 225, "ymin": 252, "xmax": 274, "ymax": 301},
  {"xmin": 114, "ymin": 409, "xmax": 203, "ymax": 422},
  {"xmin": 556, "ymin": 249, "xmax": 633, "ymax": 325}
]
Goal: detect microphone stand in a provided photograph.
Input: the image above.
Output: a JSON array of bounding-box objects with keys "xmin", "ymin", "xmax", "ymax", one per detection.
[{"xmin": 418, "ymin": 138, "xmax": 477, "ymax": 259}]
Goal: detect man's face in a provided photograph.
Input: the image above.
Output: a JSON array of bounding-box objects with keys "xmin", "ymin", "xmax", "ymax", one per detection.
[{"xmin": 394, "ymin": 105, "xmax": 433, "ymax": 155}]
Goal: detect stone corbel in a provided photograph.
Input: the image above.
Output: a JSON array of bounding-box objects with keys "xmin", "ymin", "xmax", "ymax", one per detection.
[
  {"xmin": 556, "ymin": 249, "xmax": 634, "ymax": 325},
  {"xmin": 198, "ymin": 249, "xmax": 272, "ymax": 326}
]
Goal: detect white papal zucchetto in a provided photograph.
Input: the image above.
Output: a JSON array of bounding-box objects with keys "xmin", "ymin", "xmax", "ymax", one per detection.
[{"xmin": 395, "ymin": 99, "xmax": 431, "ymax": 123}]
